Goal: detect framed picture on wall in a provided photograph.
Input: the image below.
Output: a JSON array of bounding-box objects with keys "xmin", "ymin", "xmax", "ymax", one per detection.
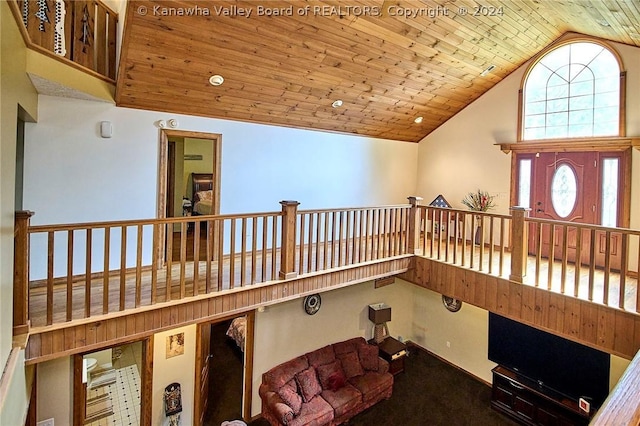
[{"xmin": 166, "ymin": 333, "xmax": 185, "ymax": 358}]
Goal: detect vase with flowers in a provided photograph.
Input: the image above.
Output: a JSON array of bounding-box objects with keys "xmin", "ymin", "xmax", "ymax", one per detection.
[{"xmin": 461, "ymin": 190, "xmax": 496, "ymax": 245}]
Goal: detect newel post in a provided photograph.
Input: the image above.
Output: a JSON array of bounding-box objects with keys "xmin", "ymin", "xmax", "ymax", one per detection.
[
  {"xmin": 407, "ymin": 196, "xmax": 423, "ymax": 255},
  {"xmin": 14, "ymin": 210, "xmax": 34, "ymax": 336},
  {"xmin": 509, "ymin": 207, "xmax": 530, "ymax": 284},
  {"xmin": 279, "ymin": 201, "xmax": 300, "ymax": 280}
]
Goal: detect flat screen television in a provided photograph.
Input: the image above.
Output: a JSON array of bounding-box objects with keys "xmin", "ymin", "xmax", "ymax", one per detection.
[{"xmin": 488, "ymin": 313, "xmax": 610, "ymax": 408}]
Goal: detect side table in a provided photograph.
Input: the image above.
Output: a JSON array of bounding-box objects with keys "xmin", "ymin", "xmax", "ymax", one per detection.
[{"xmin": 371, "ymin": 337, "xmax": 407, "ymax": 375}]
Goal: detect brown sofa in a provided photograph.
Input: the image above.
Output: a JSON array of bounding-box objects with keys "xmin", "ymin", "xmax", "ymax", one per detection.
[{"xmin": 259, "ymin": 337, "xmax": 394, "ymax": 426}]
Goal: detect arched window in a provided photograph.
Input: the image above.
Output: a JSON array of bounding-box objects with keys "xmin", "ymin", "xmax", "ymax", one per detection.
[{"xmin": 522, "ymin": 41, "xmax": 621, "ymax": 140}]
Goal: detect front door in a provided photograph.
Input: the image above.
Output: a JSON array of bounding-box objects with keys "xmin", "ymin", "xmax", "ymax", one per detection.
[{"xmin": 519, "ymin": 151, "xmax": 624, "ymax": 270}]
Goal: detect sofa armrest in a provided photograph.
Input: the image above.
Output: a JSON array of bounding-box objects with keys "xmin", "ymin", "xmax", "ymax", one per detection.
[
  {"xmin": 260, "ymin": 387, "xmax": 294, "ymax": 425},
  {"xmin": 376, "ymin": 357, "xmax": 390, "ymax": 374}
]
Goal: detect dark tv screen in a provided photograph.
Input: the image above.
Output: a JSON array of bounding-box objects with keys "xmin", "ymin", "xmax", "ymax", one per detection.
[{"xmin": 488, "ymin": 313, "xmax": 610, "ymax": 408}]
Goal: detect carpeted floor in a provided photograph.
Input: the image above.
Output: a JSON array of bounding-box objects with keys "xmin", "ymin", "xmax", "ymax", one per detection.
[{"xmin": 249, "ymin": 346, "xmax": 518, "ymax": 426}]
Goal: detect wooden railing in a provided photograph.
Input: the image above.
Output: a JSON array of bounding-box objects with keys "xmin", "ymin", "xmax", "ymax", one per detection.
[
  {"xmin": 419, "ymin": 204, "xmax": 640, "ymax": 313},
  {"xmin": 11, "ymin": 0, "xmax": 118, "ymax": 81},
  {"xmin": 13, "ymin": 198, "xmax": 640, "ymax": 332},
  {"xmin": 13, "ymin": 202, "xmax": 412, "ymax": 330},
  {"xmin": 296, "ymin": 205, "xmax": 411, "ymax": 274}
]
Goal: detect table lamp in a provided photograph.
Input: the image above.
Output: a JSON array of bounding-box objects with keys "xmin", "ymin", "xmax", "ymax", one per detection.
[{"xmin": 368, "ymin": 303, "xmax": 391, "ymax": 343}]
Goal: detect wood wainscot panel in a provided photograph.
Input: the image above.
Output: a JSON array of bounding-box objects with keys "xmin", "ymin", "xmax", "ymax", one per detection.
[
  {"xmin": 400, "ymin": 257, "xmax": 640, "ymax": 359},
  {"xmin": 25, "ymin": 256, "xmax": 411, "ymax": 363}
]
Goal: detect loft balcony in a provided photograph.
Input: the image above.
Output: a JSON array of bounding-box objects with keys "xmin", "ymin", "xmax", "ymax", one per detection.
[
  {"xmin": 9, "ymin": 0, "xmax": 118, "ymax": 101},
  {"xmin": 12, "ymin": 198, "xmax": 640, "ymax": 423}
]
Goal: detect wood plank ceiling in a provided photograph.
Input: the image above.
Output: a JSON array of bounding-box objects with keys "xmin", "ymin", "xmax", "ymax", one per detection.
[{"xmin": 116, "ymin": 0, "xmax": 640, "ymax": 142}]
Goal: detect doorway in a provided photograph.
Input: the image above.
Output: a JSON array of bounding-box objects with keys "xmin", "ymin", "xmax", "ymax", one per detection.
[
  {"xmin": 72, "ymin": 339, "xmax": 152, "ymax": 426},
  {"xmin": 516, "ymin": 150, "xmax": 629, "ymax": 269},
  {"xmin": 195, "ymin": 312, "xmax": 255, "ymax": 426},
  {"xmin": 158, "ymin": 130, "xmax": 222, "ymax": 265}
]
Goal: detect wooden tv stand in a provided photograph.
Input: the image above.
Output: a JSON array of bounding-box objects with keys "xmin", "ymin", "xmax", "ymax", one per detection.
[{"xmin": 491, "ymin": 366, "xmax": 592, "ymax": 426}]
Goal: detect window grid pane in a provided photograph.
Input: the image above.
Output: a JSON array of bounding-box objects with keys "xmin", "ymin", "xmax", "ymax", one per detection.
[
  {"xmin": 518, "ymin": 159, "xmax": 532, "ymax": 208},
  {"xmin": 523, "ymin": 42, "xmax": 619, "ymax": 140},
  {"xmin": 601, "ymin": 158, "xmax": 619, "ymax": 227}
]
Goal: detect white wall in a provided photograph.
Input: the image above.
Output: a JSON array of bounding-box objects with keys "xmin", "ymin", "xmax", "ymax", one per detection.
[
  {"xmin": 23, "ymin": 95, "xmax": 418, "ymax": 225},
  {"xmin": 152, "ymin": 325, "xmax": 196, "ymax": 426},
  {"xmin": 251, "ymin": 279, "xmax": 415, "ymax": 416},
  {"xmin": 37, "ymin": 357, "xmax": 73, "ymax": 426},
  {"xmin": 22, "ymin": 96, "xmax": 418, "ymax": 279}
]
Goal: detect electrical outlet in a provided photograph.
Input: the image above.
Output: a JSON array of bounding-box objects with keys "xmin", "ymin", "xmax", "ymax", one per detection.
[
  {"xmin": 446, "ymin": 341, "xmax": 451, "ymax": 348},
  {"xmin": 37, "ymin": 419, "xmax": 54, "ymax": 426}
]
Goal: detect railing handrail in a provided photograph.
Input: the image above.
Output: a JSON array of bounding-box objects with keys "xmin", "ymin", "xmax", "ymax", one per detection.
[
  {"xmin": 420, "ymin": 205, "xmax": 513, "ymax": 220},
  {"xmin": 526, "ymin": 216, "xmax": 640, "ymax": 235},
  {"xmin": 299, "ymin": 204, "xmax": 411, "ymax": 215},
  {"xmin": 27, "ymin": 211, "xmax": 285, "ymax": 233}
]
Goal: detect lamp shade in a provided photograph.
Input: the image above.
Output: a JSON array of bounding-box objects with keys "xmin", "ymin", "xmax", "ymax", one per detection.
[{"xmin": 368, "ymin": 303, "xmax": 391, "ymax": 324}]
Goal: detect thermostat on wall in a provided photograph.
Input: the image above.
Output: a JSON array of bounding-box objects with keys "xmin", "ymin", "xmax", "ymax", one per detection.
[{"xmin": 100, "ymin": 121, "xmax": 113, "ymax": 138}]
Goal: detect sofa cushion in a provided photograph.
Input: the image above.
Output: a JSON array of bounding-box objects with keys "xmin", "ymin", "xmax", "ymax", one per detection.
[
  {"xmin": 264, "ymin": 355, "xmax": 309, "ymax": 390},
  {"xmin": 316, "ymin": 360, "xmax": 346, "ymax": 391},
  {"xmin": 278, "ymin": 381, "xmax": 302, "ymax": 415},
  {"xmin": 306, "ymin": 344, "xmax": 335, "ymax": 368},
  {"xmin": 295, "ymin": 367, "xmax": 322, "ymax": 403},
  {"xmin": 337, "ymin": 351, "xmax": 364, "ymax": 379},
  {"xmin": 358, "ymin": 343, "xmax": 379, "ymax": 371},
  {"xmin": 321, "ymin": 383, "xmax": 362, "ymax": 418},
  {"xmin": 288, "ymin": 395, "xmax": 334, "ymax": 426},
  {"xmin": 332, "ymin": 337, "xmax": 366, "ymax": 355},
  {"xmin": 348, "ymin": 371, "xmax": 394, "ymax": 403}
]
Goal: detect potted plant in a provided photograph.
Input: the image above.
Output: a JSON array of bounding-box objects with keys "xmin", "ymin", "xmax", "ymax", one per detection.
[{"xmin": 461, "ymin": 190, "xmax": 496, "ymax": 245}]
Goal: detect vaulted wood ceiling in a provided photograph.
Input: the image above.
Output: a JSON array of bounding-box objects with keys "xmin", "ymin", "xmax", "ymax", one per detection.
[{"xmin": 116, "ymin": 0, "xmax": 640, "ymax": 142}]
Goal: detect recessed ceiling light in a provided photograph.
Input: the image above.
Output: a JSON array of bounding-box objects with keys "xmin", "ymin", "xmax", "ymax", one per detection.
[
  {"xmin": 209, "ymin": 75, "xmax": 224, "ymax": 86},
  {"xmin": 480, "ymin": 64, "xmax": 496, "ymax": 77},
  {"xmin": 414, "ymin": 116, "xmax": 424, "ymax": 124},
  {"xmin": 332, "ymin": 99, "xmax": 343, "ymax": 108},
  {"xmin": 596, "ymin": 19, "xmax": 610, "ymax": 27}
]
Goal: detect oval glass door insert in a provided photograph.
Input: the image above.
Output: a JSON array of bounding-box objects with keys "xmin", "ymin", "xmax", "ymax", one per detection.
[{"xmin": 551, "ymin": 164, "xmax": 577, "ymax": 218}]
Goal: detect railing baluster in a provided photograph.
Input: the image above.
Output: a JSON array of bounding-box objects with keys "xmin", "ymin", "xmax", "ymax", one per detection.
[
  {"xmin": 561, "ymin": 224, "xmax": 568, "ymax": 294},
  {"xmin": 230, "ymin": 219, "xmax": 236, "ymax": 289},
  {"xmin": 535, "ymin": 223, "xmax": 542, "ymax": 286},
  {"xmin": 103, "ymin": 227, "xmax": 110, "ymax": 314},
  {"xmin": 460, "ymin": 212, "xmax": 466, "ymax": 267},
  {"xmin": 499, "ymin": 217, "xmax": 505, "ymax": 277},
  {"xmin": 298, "ymin": 214, "xmax": 306, "ymax": 273},
  {"xmin": 193, "ymin": 220, "xmax": 201, "ymax": 295},
  {"xmin": 307, "ymin": 213, "xmax": 314, "ymax": 272},
  {"xmin": 603, "ymin": 230, "xmax": 611, "ymax": 306},
  {"xmin": 574, "ymin": 228, "xmax": 582, "ymax": 298},
  {"xmin": 217, "ymin": 220, "xmax": 225, "ymax": 291},
  {"xmin": 271, "ymin": 215, "xmax": 278, "ymax": 280},
  {"xmin": 67, "ymin": 230, "xmax": 74, "ymax": 321},
  {"xmin": 179, "ymin": 222, "xmax": 187, "ymax": 298},
  {"xmin": 547, "ymin": 224, "xmax": 554, "ymax": 291},
  {"xmin": 636, "ymin": 234, "xmax": 640, "ymax": 313},
  {"xmin": 151, "ymin": 224, "xmax": 158, "ymax": 304},
  {"xmin": 85, "ymin": 229, "xmax": 92, "ymax": 318},
  {"xmin": 488, "ymin": 216, "xmax": 494, "ymax": 274},
  {"xmin": 119, "ymin": 226, "xmax": 126, "ymax": 309},
  {"xmin": 252, "ymin": 217, "xmax": 258, "ymax": 285},
  {"xmin": 619, "ymin": 232, "xmax": 627, "ymax": 310},
  {"xmin": 479, "ymin": 215, "xmax": 484, "ymax": 272},
  {"xmin": 135, "ymin": 224, "xmax": 143, "ymax": 306},
  {"xmin": 262, "ymin": 216, "xmax": 269, "ymax": 281},
  {"xmin": 241, "ymin": 218, "xmax": 247, "ymax": 286},
  {"xmin": 588, "ymin": 229, "xmax": 596, "ymax": 302},
  {"xmin": 47, "ymin": 231, "xmax": 54, "ymax": 325},
  {"xmin": 166, "ymin": 223, "xmax": 173, "ymax": 302}
]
